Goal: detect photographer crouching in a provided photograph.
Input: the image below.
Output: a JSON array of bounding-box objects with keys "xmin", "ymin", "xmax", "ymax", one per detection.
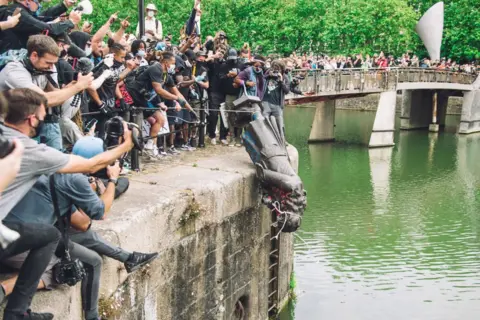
[{"xmin": 0, "ymin": 88, "xmax": 136, "ymax": 320}]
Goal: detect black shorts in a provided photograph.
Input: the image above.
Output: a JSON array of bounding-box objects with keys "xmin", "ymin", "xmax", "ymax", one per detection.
[{"xmin": 167, "ymin": 109, "xmax": 183, "ymax": 126}]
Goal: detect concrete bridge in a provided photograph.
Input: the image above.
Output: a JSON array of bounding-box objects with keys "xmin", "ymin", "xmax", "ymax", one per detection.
[{"xmin": 285, "ymin": 68, "xmax": 480, "ymax": 147}]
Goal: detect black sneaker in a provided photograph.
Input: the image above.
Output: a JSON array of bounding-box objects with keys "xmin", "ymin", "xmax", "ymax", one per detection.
[
  {"xmin": 124, "ymin": 252, "xmax": 159, "ymax": 273},
  {"xmin": 4, "ymin": 310, "xmax": 54, "ymax": 320}
]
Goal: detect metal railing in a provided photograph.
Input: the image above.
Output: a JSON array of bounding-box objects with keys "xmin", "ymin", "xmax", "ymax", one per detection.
[{"xmin": 290, "ymin": 68, "xmax": 478, "ymax": 96}]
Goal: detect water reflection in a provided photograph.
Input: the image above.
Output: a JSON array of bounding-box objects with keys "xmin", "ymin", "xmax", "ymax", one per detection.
[
  {"xmin": 369, "ymin": 148, "xmax": 392, "ymax": 215},
  {"xmin": 282, "ymin": 109, "xmax": 480, "ymax": 320}
]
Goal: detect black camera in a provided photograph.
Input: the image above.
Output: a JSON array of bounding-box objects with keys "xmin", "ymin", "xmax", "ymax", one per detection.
[
  {"xmin": 0, "ymin": 128, "xmax": 14, "ymax": 159},
  {"xmin": 268, "ymin": 71, "xmax": 280, "ymax": 79},
  {"xmin": 292, "ymin": 74, "xmax": 305, "ymax": 85},
  {"xmin": 104, "ymin": 116, "xmax": 143, "ymax": 151},
  {"xmin": 53, "ymin": 257, "xmax": 86, "ymax": 287}
]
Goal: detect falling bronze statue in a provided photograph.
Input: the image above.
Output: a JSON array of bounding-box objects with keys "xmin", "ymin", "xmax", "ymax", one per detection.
[{"xmin": 228, "ymin": 91, "xmax": 307, "ymax": 233}]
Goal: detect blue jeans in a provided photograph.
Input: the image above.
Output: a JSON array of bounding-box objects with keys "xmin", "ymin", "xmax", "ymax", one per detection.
[
  {"xmin": 262, "ymin": 101, "xmax": 285, "ymax": 140},
  {"xmin": 38, "ymin": 122, "xmax": 63, "ymax": 151}
]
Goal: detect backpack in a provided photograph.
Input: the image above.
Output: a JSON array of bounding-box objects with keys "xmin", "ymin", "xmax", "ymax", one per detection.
[
  {"xmin": 124, "ymin": 65, "xmax": 149, "ymax": 87},
  {"xmin": 0, "ymin": 49, "xmax": 27, "ymax": 71}
]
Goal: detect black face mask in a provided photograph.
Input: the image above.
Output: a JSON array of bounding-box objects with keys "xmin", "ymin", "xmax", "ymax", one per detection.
[
  {"xmin": 22, "ymin": 59, "xmax": 52, "ymax": 77},
  {"xmin": 32, "ymin": 119, "xmax": 44, "ymax": 139},
  {"xmin": 228, "ymin": 59, "xmax": 237, "ymax": 64},
  {"xmin": 60, "ymin": 49, "xmax": 68, "ymax": 58}
]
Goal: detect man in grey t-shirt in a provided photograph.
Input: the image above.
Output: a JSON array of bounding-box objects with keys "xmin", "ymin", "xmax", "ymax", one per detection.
[
  {"xmin": 0, "ymin": 35, "xmax": 93, "ymax": 108},
  {"xmin": 0, "ymin": 88, "xmax": 134, "ymax": 320}
]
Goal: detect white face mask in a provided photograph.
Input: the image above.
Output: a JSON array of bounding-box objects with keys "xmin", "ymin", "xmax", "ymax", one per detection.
[
  {"xmin": 147, "ymin": 11, "xmax": 155, "ymax": 18},
  {"xmin": 85, "ymin": 46, "xmax": 92, "ymax": 56},
  {"xmin": 167, "ymin": 64, "xmax": 175, "ymax": 74}
]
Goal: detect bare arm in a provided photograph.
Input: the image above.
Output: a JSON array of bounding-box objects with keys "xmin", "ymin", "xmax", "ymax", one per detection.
[
  {"xmin": 112, "ymin": 19, "xmax": 130, "ymax": 43},
  {"xmin": 99, "ymin": 182, "xmax": 116, "ymax": 216},
  {"xmin": 86, "ymin": 87, "xmax": 102, "ymax": 106},
  {"xmin": 152, "ymin": 82, "xmax": 178, "ymax": 100},
  {"xmin": 70, "ymin": 209, "xmax": 91, "ymax": 232},
  {"xmin": 91, "ymin": 13, "xmax": 117, "ymax": 53},
  {"xmin": 42, "ymin": 74, "xmax": 92, "ymax": 107},
  {"xmin": 198, "ymin": 80, "xmax": 209, "ymax": 89}
]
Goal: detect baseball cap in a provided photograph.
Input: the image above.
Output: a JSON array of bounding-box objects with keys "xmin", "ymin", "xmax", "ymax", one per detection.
[{"xmin": 72, "ymin": 137, "xmax": 105, "ymax": 159}]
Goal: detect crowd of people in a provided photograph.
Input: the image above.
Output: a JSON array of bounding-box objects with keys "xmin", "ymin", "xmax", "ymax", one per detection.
[
  {"xmin": 287, "ymin": 52, "xmax": 479, "ymax": 74},
  {"xmin": 0, "ymin": 0, "xmax": 306, "ymax": 318}
]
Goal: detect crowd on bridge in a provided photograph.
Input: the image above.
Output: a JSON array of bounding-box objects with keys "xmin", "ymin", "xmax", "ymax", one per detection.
[
  {"xmin": 288, "ymin": 51, "xmax": 479, "ymax": 74},
  {"xmin": 0, "ymin": 0, "xmax": 306, "ymax": 318}
]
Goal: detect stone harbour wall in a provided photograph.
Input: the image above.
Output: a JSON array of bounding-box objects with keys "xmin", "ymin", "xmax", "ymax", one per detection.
[{"xmin": 1, "ymin": 148, "xmax": 297, "ymax": 320}]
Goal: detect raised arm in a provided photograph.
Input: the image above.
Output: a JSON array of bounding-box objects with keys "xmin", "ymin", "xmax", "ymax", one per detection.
[{"xmin": 91, "ymin": 12, "xmax": 117, "ymax": 53}]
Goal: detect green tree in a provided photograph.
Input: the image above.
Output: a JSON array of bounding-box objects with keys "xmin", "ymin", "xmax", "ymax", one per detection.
[{"xmin": 49, "ymin": 0, "xmax": 475, "ymax": 59}]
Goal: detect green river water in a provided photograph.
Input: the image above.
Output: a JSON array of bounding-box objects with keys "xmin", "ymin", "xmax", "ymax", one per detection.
[{"xmin": 279, "ymin": 108, "xmax": 480, "ymax": 320}]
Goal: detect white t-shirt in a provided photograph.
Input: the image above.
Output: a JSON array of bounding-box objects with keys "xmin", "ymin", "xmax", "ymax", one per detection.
[{"xmin": 136, "ymin": 18, "xmax": 163, "ymax": 40}]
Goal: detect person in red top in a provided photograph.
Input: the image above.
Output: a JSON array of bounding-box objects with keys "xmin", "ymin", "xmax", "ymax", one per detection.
[{"xmin": 376, "ymin": 52, "xmax": 388, "ymax": 69}]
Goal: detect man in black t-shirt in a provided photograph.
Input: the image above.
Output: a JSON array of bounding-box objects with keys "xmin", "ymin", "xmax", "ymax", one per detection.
[
  {"xmin": 125, "ymin": 52, "xmax": 192, "ymax": 157},
  {"xmin": 87, "ymin": 44, "xmax": 131, "ymax": 138},
  {"xmin": 175, "ymin": 54, "xmax": 194, "ymax": 151},
  {"xmin": 176, "ymin": 50, "xmax": 209, "ymax": 148},
  {"xmin": 219, "ymin": 48, "xmax": 244, "ymax": 146}
]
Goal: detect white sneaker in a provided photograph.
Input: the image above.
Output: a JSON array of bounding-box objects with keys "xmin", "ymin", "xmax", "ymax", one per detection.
[
  {"xmin": 220, "ymin": 139, "xmax": 228, "ymax": 146},
  {"xmin": 144, "ymin": 147, "xmax": 159, "ymax": 160},
  {"xmin": 120, "ymin": 167, "xmax": 131, "ymax": 175},
  {"xmin": 210, "ymin": 138, "xmax": 217, "ymax": 145},
  {"xmin": 0, "ymin": 223, "xmax": 20, "ymax": 249}
]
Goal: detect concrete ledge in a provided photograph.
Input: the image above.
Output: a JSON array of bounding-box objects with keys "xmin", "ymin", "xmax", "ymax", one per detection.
[{"xmin": 1, "ymin": 147, "xmax": 296, "ymax": 319}]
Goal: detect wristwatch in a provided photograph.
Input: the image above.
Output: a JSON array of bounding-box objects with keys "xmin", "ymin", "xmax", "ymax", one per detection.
[{"xmin": 108, "ymin": 178, "xmax": 118, "ymax": 186}]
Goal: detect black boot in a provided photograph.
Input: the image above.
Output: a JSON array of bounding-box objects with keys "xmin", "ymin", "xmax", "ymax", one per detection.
[{"xmin": 4, "ymin": 309, "xmax": 54, "ymax": 320}]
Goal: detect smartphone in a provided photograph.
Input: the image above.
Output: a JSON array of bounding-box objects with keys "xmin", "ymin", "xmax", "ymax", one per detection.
[{"xmin": 85, "ymin": 119, "xmax": 98, "ymax": 132}]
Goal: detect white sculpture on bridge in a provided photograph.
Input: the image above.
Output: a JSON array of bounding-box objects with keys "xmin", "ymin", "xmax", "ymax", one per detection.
[{"xmin": 415, "ymin": 2, "xmax": 444, "ymax": 61}]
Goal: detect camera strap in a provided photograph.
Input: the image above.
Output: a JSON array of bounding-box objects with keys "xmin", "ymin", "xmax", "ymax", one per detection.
[{"xmin": 49, "ymin": 175, "xmax": 73, "ymax": 261}]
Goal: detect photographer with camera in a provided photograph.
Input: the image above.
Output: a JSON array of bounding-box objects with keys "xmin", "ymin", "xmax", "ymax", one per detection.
[
  {"xmin": 262, "ymin": 60, "xmax": 290, "ymax": 140},
  {"xmin": 4, "ymin": 134, "xmax": 154, "ymax": 320},
  {"xmin": 0, "ymin": 35, "xmax": 93, "ymax": 107},
  {"xmin": 285, "ymin": 59, "xmax": 303, "ymax": 95},
  {"xmin": 0, "ymin": 88, "xmax": 134, "ymax": 319},
  {"xmin": 0, "ymin": 35, "xmax": 93, "ymax": 151}
]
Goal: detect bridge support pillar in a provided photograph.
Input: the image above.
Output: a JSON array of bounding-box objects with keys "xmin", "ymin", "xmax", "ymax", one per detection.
[
  {"xmin": 400, "ymin": 90, "xmax": 432, "ymax": 130},
  {"xmin": 458, "ymin": 90, "xmax": 480, "ymax": 134},
  {"xmin": 308, "ymin": 100, "xmax": 336, "ymax": 143},
  {"xmin": 369, "ymin": 91, "xmax": 396, "ymax": 148}
]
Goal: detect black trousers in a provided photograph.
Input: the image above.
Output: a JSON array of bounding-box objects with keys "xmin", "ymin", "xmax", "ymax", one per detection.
[
  {"xmin": 207, "ymin": 92, "xmax": 228, "ymax": 140},
  {"xmin": 1, "ymin": 222, "xmax": 60, "ymax": 319}
]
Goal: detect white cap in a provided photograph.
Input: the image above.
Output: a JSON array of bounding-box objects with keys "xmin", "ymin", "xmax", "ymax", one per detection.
[{"xmin": 146, "ymin": 3, "xmax": 157, "ymax": 11}]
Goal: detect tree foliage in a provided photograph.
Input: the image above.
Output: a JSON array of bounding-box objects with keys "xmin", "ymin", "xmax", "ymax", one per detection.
[{"xmin": 79, "ymin": 0, "xmax": 477, "ymax": 60}]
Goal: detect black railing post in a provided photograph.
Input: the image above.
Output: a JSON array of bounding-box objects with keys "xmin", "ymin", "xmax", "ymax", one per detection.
[
  {"xmin": 198, "ymin": 99, "xmax": 206, "ymax": 148},
  {"xmin": 138, "ymin": 0, "xmax": 145, "ymax": 38},
  {"xmin": 130, "ymin": 108, "xmax": 143, "ymax": 171}
]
